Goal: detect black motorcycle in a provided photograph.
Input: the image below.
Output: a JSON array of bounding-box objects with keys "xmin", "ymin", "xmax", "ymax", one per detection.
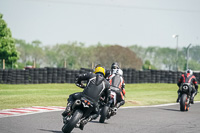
[
  {"xmin": 62, "ymin": 97, "xmax": 95, "ymax": 133},
  {"xmin": 99, "ymin": 91, "xmax": 118, "ymax": 123},
  {"xmin": 179, "ymin": 83, "xmax": 192, "ymax": 111}
]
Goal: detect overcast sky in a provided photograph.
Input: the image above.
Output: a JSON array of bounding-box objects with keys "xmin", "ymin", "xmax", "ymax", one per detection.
[{"xmin": 1, "ymin": 0, "xmax": 200, "ymax": 48}]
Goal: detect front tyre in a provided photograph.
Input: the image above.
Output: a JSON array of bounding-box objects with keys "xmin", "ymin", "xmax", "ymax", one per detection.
[
  {"xmin": 180, "ymin": 94, "xmax": 189, "ymax": 111},
  {"xmin": 62, "ymin": 109, "xmax": 83, "ymax": 133},
  {"xmin": 99, "ymin": 106, "xmax": 109, "ymax": 123}
]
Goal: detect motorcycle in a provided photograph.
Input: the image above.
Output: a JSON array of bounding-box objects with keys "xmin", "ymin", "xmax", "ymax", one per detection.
[
  {"xmin": 179, "ymin": 83, "xmax": 192, "ymax": 111},
  {"xmin": 62, "ymin": 97, "xmax": 95, "ymax": 133},
  {"xmin": 99, "ymin": 90, "xmax": 118, "ymax": 123}
]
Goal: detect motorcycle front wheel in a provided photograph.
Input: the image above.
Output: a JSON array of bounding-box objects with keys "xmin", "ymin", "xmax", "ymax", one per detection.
[
  {"xmin": 180, "ymin": 94, "xmax": 189, "ymax": 111},
  {"xmin": 62, "ymin": 109, "xmax": 83, "ymax": 133}
]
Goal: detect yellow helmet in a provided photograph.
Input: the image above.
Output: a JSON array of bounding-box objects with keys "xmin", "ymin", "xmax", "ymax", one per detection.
[{"xmin": 94, "ymin": 67, "xmax": 105, "ymax": 76}]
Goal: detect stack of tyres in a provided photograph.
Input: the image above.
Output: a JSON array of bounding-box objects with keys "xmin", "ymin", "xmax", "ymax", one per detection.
[
  {"xmin": 173, "ymin": 71, "xmax": 177, "ymax": 83},
  {"xmin": 150, "ymin": 70, "xmax": 156, "ymax": 83},
  {"xmin": 42, "ymin": 68, "xmax": 48, "ymax": 83},
  {"xmin": 143, "ymin": 70, "xmax": 151, "ymax": 83},
  {"xmin": 155, "ymin": 70, "xmax": 160, "ymax": 83},
  {"xmin": 59, "ymin": 68, "xmax": 66, "ymax": 83},
  {"xmin": 131, "ymin": 69, "xmax": 136, "ymax": 83},
  {"xmin": 0, "ymin": 69, "xmax": 3, "ymax": 83},
  {"xmin": 65, "ymin": 69, "xmax": 71, "ymax": 83},
  {"xmin": 122, "ymin": 69, "xmax": 128, "ymax": 84},
  {"xmin": 6, "ymin": 69, "xmax": 11, "ymax": 84},
  {"xmin": 3, "ymin": 70, "xmax": 9, "ymax": 84},
  {"xmin": 70, "ymin": 70, "xmax": 76, "ymax": 83},
  {"xmin": 138, "ymin": 70, "xmax": 144, "ymax": 83},
  {"xmin": 167, "ymin": 71, "xmax": 173, "ymax": 83},
  {"xmin": 16, "ymin": 69, "xmax": 25, "ymax": 84},
  {"xmin": 75, "ymin": 70, "xmax": 80, "ymax": 77},
  {"xmin": 163, "ymin": 71, "xmax": 168, "ymax": 82},
  {"xmin": 8, "ymin": 69, "xmax": 15, "ymax": 84},
  {"xmin": 33, "ymin": 69, "xmax": 39, "ymax": 84},
  {"xmin": 134, "ymin": 71, "xmax": 139, "ymax": 83},
  {"xmin": 160, "ymin": 70, "xmax": 166, "ymax": 83},
  {"xmin": 57, "ymin": 68, "xmax": 62, "ymax": 83},
  {"xmin": 37, "ymin": 68, "xmax": 44, "ymax": 84},
  {"xmin": 161, "ymin": 70, "xmax": 168, "ymax": 83},
  {"xmin": 47, "ymin": 67, "xmax": 53, "ymax": 83},
  {"xmin": 127, "ymin": 68, "xmax": 132, "ymax": 83},
  {"xmin": 24, "ymin": 69, "xmax": 30, "ymax": 84},
  {"xmin": 142, "ymin": 70, "xmax": 147, "ymax": 83},
  {"xmin": 52, "ymin": 68, "xmax": 57, "ymax": 83},
  {"xmin": 148, "ymin": 70, "xmax": 152, "ymax": 83},
  {"xmin": 54, "ymin": 68, "xmax": 66, "ymax": 83},
  {"xmin": 28, "ymin": 69, "xmax": 34, "ymax": 84},
  {"xmin": 1, "ymin": 68, "xmax": 199, "ymax": 84}
]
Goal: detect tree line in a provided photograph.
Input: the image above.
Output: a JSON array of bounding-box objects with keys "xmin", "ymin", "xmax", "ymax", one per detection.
[
  {"xmin": 129, "ymin": 45, "xmax": 200, "ymax": 71},
  {"xmin": 1, "ymin": 13, "xmax": 200, "ymax": 71},
  {"xmin": 12, "ymin": 40, "xmax": 200, "ymax": 71},
  {"xmin": 14, "ymin": 40, "xmax": 143, "ymax": 70}
]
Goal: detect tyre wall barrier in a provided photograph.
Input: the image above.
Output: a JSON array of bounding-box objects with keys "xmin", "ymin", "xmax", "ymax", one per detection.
[{"xmin": 0, "ymin": 68, "xmax": 199, "ymax": 84}]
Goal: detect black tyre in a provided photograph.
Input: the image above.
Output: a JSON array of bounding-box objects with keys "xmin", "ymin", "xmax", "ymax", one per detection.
[
  {"xmin": 180, "ymin": 94, "xmax": 189, "ymax": 111},
  {"xmin": 62, "ymin": 109, "xmax": 83, "ymax": 133},
  {"xmin": 99, "ymin": 106, "xmax": 109, "ymax": 123}
]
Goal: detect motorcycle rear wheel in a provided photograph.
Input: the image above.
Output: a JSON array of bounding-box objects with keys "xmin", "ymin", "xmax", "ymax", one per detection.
[
  {"xmin": 62, "ymin": 109, "xmax": 83, "ymax": 133},
  {"xmin": 99, "ymin": 106, "xmax": 109, "ymax": 123},
  {"xmin": 180, "ymin": 94, "xmax": 189, "ymax": 111}
]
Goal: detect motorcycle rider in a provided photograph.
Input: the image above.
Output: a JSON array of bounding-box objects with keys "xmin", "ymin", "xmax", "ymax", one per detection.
[
  {"xmin": 94, "ymin": 62, "xmax": 120, "ymax": 79},
  {"xmin": 111, "ymin": 62, "xmax": 120, "ymax": 70},
  {"xmin": 94, "ymin": 64, "xmax": 111, "ymax": 79},
  {"xmin": 62, "ymin": 66, "xmax": 111, "ymax": 130},
  {"xmin": 176, "ymin": 69, "xmax": 198, "ymax": 104},
  {"xmin": 108, "ymin": 66, "xmax": 126, "ymax": 110}
]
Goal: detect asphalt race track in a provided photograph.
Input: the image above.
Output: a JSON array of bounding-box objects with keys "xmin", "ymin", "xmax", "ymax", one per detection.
[{"xmin": 1, "ymin": 103, "xmax": 200, "ymax": 133}]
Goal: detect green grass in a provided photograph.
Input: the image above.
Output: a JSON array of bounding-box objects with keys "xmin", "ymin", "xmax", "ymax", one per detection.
[{"xmin": 0, "ymin": 83, "xmax": 199, "ymax": 110}]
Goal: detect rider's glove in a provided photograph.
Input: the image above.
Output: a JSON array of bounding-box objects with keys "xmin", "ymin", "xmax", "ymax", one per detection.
[{"xmin": 76, "ymin": 83, "xmax": 85, "ymax": 88}]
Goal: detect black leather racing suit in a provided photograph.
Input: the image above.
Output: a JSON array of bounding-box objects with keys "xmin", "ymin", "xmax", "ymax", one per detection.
[{"xmin": 66, "ymin": 72, "xmax": 111, "ymax": 120}]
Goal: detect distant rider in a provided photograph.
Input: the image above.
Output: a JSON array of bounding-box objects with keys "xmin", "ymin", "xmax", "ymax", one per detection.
[
  {"xmin": 176, "ymin": 69, "xmax": 198, "ymax": 104},
  {"xmin": 108, "ymin": 63, "xmax": 126, "ymax": 109},
  {"xmin": 62, "ymin": 66, "xmax": 110, "ymax": 130}
]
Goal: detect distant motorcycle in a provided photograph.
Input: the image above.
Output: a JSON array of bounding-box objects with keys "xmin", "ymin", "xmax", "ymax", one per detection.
[
  {"xmin": 62, "ymin": 97, "xmax": 95, "ymax": 133},
  {"xmin": 99, "ymin": 91, "xmax": 118, "ymax": 123},
  {"xmin": 179, "ymin": 83, "xmax": 192, "ymax": 111}
]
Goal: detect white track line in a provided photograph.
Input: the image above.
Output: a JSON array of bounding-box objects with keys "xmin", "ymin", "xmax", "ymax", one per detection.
[
  {"xmin": 0, "ymin": 106, "xmax": 65, "ymax": 118},
  {"xmin": 1, "ymin": 101, "xmax": 200, "ymax": 118},
  {"xmin": 121, "ymin": 101, "xmax": 200, "ymax": 109}
]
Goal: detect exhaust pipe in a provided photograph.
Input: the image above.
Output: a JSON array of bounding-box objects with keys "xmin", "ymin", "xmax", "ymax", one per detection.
[
  {"xmin": 113, "ymin": 108, "xmax": 118, "ymax": 114},
  {"xmin": 72, "ymin": 100, "xmax": 81, "ymax": 109}
]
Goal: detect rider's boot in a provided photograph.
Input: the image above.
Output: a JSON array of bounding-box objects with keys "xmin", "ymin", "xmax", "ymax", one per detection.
[
  {"xmin": 176, "ymin": 93, "xmax": 181, "ymax": 103},
  {"xmin": 116, "ymin": 100, "xmax": 125, "ymax": 108},
  {"xmin": 79, "ymin": 112, "xmax": 99, "ymax": 130},
  {"xmin": 190, "ymin": 93, "xmax": 196, "ymax": 104},
  {"xmin": 62, "ymin": 101, "xmax": 73, "ymax": 117},
  {"xmin": 79, "ymin": 116, "xmax": 92, "ymax": 130}
]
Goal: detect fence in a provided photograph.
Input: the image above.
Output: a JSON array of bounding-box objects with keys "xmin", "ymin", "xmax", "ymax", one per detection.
[{"xmin": 0, "ymin": 68, "xmax": 200, "ymax": 84}]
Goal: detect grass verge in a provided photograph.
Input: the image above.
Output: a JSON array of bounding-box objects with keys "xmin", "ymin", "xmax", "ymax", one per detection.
[{"xmin": 0, "ymin": 83, "xmax": 199, "ymax": 110}]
